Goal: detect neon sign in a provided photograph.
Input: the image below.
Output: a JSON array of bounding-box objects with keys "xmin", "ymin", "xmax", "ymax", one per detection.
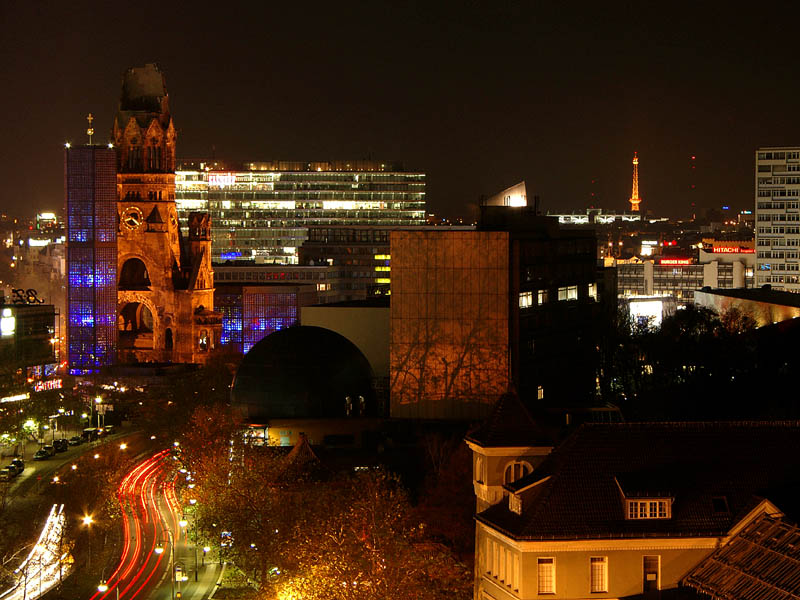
[
  {"xmin": 711, "ymin": 247, "xmax": 755, "ymax": 254},
  {"xmin": 659, "ymin": 258, "xmax": 692, "ymax": 265},
  {"xmin": 34, "ymin": 378, "xmax": 63, "ymax": 393}
]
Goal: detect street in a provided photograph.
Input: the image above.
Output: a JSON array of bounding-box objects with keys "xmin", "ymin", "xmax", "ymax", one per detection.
[{"xmin": 85, "ymin": 450, "xmax": 221, "ymax": 600}]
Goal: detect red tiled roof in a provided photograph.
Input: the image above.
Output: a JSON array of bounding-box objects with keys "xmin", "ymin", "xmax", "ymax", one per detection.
[
  {"xmin": 465, "ymin": 393, "xmax": 553, "ymax": 448},
  {"xmin": 478, "ymin": 422, "xmax": 800, "ymax": 540}
]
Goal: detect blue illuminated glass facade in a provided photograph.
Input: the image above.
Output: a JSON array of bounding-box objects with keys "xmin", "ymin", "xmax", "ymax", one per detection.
[
  {"xmin": 65, "ymin": 146, "xmax": 118, "ymax": 375},
  {"xmin": 216, "ymin": 284, "xmax": 314, "ymax": 354}
]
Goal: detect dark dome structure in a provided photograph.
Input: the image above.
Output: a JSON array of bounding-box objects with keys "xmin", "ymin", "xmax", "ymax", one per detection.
[{"xmin": 231, "ymin": 326, "xmax": 376, "ymax": 422}]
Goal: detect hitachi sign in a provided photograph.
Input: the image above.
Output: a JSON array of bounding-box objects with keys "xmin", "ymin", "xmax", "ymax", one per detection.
[{"xmin": 711, "ymin": 246, "xmax": 755, "ymax": 254}]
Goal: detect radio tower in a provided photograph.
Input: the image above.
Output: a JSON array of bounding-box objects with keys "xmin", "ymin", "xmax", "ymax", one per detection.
[{"xmin": 629, "ymin": 152, "xmax": 641, "ymax": 212}]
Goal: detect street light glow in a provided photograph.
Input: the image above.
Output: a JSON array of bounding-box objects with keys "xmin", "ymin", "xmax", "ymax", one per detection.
[
  {"xmin": 82, "ymin": 515, "xmax": 93, "ymax": 526},
  {"xmin": 119, "ymin": 443, "xmax": 127, "ymax": 450},
  {"xmin": 179, "ymin": 519, "xmax": 188, "ymax": 528},
  {"xmin": 98, "ymin": 581, "xmax": 108, "ymax": 592}
]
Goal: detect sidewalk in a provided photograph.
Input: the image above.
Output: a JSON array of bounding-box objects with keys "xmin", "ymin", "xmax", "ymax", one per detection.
[{"xmin": 1, "ymin": 423, "xmax": 84, "ymax": 460}]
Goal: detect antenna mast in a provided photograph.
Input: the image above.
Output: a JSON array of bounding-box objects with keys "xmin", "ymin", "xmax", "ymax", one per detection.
[{"xmin": 629, "ymin": 152, "xmax": 641, "ymax": 212}]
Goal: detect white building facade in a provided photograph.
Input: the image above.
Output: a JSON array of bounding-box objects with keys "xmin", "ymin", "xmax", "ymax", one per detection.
[{"xmin": 755, "ymin": 146, "xmax": 800, "ymax": 291}]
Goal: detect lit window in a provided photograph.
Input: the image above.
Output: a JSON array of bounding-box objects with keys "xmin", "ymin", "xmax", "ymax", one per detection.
[
  {"xmin": 568, "ymin": 285, "xmax": 578, "ymax": 300},
  {"xmin": 538, "ymin": 289, "xmax": 548, "ymax": 304},
  {"xmin": 538, "ymin": 557, "xmax": 555, "ymax": 594},
  {"xmin": 590, "ymin": 557, "xmax": 608, "ymax": 593},
  {"xmin": 519, "ymin": 291, "xmax": 533, "ymax": 308},
  {"xmin": 558, "ymin": 285, "xmax": 578, "ymax": 301},
  {"xmin": 537, "ymin": 385, "xmax": 544, "ymax": 400},
  {"xmin": 627, "ymin": 499, "xmax": 671, "ymax": 519},
  {"xmin": 588, "ymin": 283, "xmax": 597, "ymax": 300}
]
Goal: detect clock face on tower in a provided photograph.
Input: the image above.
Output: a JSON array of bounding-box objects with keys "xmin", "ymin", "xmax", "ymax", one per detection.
[{"xmin": 122, "ymin": 207, "xmax": 144, "ymax": 231}]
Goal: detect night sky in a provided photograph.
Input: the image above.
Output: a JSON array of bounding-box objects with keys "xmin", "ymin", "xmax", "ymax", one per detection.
[{"xmin": 3, "ymin": 1, "xmax": 800, "ymax": 220}]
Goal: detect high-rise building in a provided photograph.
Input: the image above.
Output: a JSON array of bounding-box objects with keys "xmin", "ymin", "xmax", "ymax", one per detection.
[
  {"xmin": 755, "ymin": 147, "xmax": 800, "ymax": 291},
  {"xmin": 112, "ymin": 64, "xmax": 221, "ymax": 363},
  {"xmin": 175, "ymin": 161, "xmax": 426, "ymax": 264},
  {"xmin": 65, "ymin": 144, "xmax": 118, "ymax": 375}
]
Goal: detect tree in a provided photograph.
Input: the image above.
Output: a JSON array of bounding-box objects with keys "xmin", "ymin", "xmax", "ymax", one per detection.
[
  {"xmin": 277, "ymin": 469, "xmax": 471, "ymax": 600},
  {"xmin": 177, "ymin": 405, "xmax": 472, "ymax": 599}
]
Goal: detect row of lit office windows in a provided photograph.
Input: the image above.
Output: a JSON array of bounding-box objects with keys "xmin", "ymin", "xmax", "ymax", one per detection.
[{"xmin": 518, "ymin": 284, "xmax": 597, "ymax": 308}]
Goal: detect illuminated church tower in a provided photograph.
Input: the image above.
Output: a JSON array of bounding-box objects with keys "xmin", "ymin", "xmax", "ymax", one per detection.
[{"xmin": 112, "ymin": 64, "xmax": 220, "ymax": 363}]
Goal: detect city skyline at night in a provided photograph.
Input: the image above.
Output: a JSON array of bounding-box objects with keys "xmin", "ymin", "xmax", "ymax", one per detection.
[{"xmin": 4, "ymin": 3, "xmax": 800, "ymax": 221}]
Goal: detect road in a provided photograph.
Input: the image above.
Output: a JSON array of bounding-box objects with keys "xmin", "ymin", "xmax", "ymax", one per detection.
[
  {"xmin": 1, "ymin": 430, "xmax": 137, "ymax": 509},
  {"xmin": 87, "ymin": 450, "xmax": 222, "ymax": 600}
]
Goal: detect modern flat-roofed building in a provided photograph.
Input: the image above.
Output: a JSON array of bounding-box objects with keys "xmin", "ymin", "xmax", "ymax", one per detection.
[
  {"xmin": 755, "ymin": 146, "xmax": 800, "ymax": 291},
  {"xmin": 175, "ymin": 161, "xmax": 426, "ymax": 265},
  {"xmin": 64, "ymin": 144, "xmax": 118, "ymax": 375},
  {"xmin": 616, "ymin": 246, "xmax": 755, "ymax": 304}
]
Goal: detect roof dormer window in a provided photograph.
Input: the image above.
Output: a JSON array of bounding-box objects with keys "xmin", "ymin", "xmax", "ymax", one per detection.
[{"xmin": 627, "ymin": 499, "xmax": 671, "ymax": 519}]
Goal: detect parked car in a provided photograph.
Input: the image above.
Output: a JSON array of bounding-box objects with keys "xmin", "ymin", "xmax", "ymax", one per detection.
[
  {"xmin": 53, "ymin": 439, "xmax": 68, "ymax": 453},
  {"xmin": 42, "ymin": 445, "xmax": 56, "ymax": 457},
  {"xmin": 33, "ymin": 449, "xmax": 50, "ymax": 461},
  {"xmin": 68, "ymin": 435, "xmax": 83, "ymax": 446},
  {"xmin": 104, "ymin": 425, "xmax": 115, "ymax": 435},
  {"xmin": 0, "ymin": 467, "xmax": 14, "ymax": 481},
  {"xmin": 9, "ymin": 458, "xmax": 24, "ymax": 474}
]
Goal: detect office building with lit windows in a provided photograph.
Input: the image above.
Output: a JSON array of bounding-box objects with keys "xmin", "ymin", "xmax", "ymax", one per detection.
[
  {"xmin": 174, "ymin": 160, "xmax": 426, "ymax": 265},
  {"xmin": 755, "ymin": 147, "xmax": 800, "ymax": 291},
  {"xmin": 65, "ymin": 145, "xmax": 118, "ymax": 375}
]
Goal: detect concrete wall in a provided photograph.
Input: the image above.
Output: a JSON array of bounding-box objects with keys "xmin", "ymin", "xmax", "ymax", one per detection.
[
  {"xmin": 300, "ymin": 306, "xmax": 389, "ymax": 377},
  {"xmin": 390, "ymin": 230, "xmax": 510, "ymax": 419},
  {"xmin": 694, "ymin": 290, "xmax": 800, "ymax": 326}
]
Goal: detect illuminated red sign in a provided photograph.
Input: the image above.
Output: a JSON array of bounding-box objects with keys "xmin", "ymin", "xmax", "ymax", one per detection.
[
  {"xmin": 208, "ymin": 173, "xmax": 236, "ymax": 187},
  {"xmin": 711, "ymin": 246, "xmax": 755, "ymax": 254},
  {"xmin": 34, "ymin": 378, "xmax": 62, "ymax": 392},
  {"xmin": 659, "ymin": 258, "xmax": 692, "ymax": 265}
]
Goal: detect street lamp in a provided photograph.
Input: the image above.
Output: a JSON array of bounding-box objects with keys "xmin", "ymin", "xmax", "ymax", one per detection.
[
  {"xmin": 82, "ymin": 515, "xmax": 94, "ymax": 569},
  {"xmin": 156, "ymin": 530, "xmax": 177, "ymax": 600},
  {"xmin": 98, "ymin": 579, "xmax": 119, "ymax": 600}
]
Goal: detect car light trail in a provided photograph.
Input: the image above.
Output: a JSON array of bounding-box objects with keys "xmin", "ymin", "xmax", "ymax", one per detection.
[
  {"xmin": 88, "ymin": 449, "xmax": 177, "ymax": 600},
  {"xmin": 0, "ymin": 504, "xmax": 69, "ymax": 600}
]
